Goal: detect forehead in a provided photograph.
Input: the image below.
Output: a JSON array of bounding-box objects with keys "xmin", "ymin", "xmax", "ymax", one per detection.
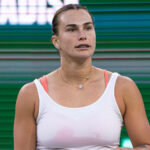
[{"xmin": 58, "ymin": 9, "xmax": 92, "ymax": 26}]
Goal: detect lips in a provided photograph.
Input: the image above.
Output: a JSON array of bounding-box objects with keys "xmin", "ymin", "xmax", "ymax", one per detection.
[{"xmin": 75, "ymin": 44, "xmax": 90, "ymax": 49}]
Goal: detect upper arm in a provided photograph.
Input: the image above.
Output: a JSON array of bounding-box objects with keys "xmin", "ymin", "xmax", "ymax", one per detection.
[
  {"xmin": 120, "ymin": 76, "xmax": 150, "ymax": 147},
  {"xmin": 14, "ymin": 82, "xmax": 38, "ymax": 150}
]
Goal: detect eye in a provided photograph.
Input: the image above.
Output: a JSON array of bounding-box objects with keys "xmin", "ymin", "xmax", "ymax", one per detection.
[
  {"xmin": 85, "ymin": 26, "xmax": 93, "ymax": 30},
  {"xmin": 66, "ymin": 28, "xmax": 76, "ymax": 32}
]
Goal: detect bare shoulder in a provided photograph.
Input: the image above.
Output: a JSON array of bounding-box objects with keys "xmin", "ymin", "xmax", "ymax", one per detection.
[
  {"xmin": 16, "ymin": 81, "xmax": 38, "ymax": 118},
  {"xmin": 20, "ymin": 81, "xmax": 37, "ymax": 93},
  {"xmin": 101, "ymin": 70, "xmax": 136, "ymax": 91},
  {"xmin": 117, "ymin": 74, "xmax": 136, "ymax": 88},
  {"xmin": 17, "ymin": 81, "xmax": 38, "ymax": 103},
  {"xmin": 116, "ymin": 74, "xmax": 142, "ymax": 104}
]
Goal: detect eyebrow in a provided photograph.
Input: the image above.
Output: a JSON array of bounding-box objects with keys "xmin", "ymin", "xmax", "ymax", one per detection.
[{"xmin": 65, "ymin": 22, "xmax": 93, "ymax": 28}]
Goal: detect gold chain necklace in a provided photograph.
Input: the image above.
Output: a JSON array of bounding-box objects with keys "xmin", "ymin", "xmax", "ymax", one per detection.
[{"xmin": 58, "ymin": 67, "xmax": 94, "ymax": 89}]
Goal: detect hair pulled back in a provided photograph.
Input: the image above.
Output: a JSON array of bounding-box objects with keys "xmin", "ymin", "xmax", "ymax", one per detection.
[{"xmin": 52, "ymin": 4, "xmax": 93, "ymax": 35}]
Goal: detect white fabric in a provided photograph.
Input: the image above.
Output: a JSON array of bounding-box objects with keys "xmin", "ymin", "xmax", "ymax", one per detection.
[{"xmin": 34, "ymin": 73, "xmax": 123, "ymax": 150}]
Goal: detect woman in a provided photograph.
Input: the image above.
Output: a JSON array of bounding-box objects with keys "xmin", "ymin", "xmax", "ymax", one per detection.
[{"xmin": 14, "ymin": 4, "xmax": 150, "ymax": 150}]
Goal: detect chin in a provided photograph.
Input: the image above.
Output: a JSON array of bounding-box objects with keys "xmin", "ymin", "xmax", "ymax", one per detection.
[
  {"xmin": 75, "ymin": 49, "xmax": 94, "ymax": 56},
  {"xmin": 72, "ymin": 52, "xmax": 94, "ymax": 61}
]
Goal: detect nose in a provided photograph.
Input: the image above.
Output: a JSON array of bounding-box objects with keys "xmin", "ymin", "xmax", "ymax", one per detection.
[{"xmin": 78, "ymin": 30, "xmax": 87, "ymax": 41}]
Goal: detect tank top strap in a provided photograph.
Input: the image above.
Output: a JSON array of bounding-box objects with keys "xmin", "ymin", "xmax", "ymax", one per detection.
[
  {"xmin": 40, "ymin": 75, "xmax": 49, "ymax": 94},
  {"xmin": 40, "ymin": 71, "xmax": 108, "ymax": 93},
  {"xmin": 104, "ymin": 70, "xmax": 108, "ymax": 87}
]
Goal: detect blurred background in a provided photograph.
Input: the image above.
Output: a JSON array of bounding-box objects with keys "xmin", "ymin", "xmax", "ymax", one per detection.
[{"xmin": 0, "ymin": 0, "xmax": 150, "ymax": 149}]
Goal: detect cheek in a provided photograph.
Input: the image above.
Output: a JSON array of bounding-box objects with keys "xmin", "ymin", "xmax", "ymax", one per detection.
[
  {"xmin": 60, "ymin": 34, "xmax": 76, "ymax": 47},
  {"xmin": 89, "ymin": 32, "xmax": 96, "ymax": 49},
  {"xmin": 92, "ymin": 31, "xmax": 96, "ymax": 40},
  {"xmin": 87, "ymin": 30, "xmax": 96, "ymax": 39},
  {"xmin": 89, "ymin": 32, "xmax": 96, "ymax": 44}
]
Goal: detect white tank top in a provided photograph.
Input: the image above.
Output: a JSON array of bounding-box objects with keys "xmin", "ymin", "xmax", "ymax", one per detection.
[{"xmin": 34, "ymin": 73, "xmax": 123, "ymax": 150}]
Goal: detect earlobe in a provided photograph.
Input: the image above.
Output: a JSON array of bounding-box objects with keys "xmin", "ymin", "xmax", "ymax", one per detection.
[
  {"xmin": 51, "ymin": 35, "xmax": 59, "ymax": 49},
  {"xmin": 56, "ymin": 44, "xmax": 60, "ymax": 49}
]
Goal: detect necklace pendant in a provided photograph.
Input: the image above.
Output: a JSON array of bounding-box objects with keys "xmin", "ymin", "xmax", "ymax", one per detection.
[{"xmin": 78, "ymin": 84, "xmax": 83, "ymax": 89}]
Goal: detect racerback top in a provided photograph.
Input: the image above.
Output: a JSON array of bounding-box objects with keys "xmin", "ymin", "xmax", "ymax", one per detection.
[{"xmin": 34, "ymin": 72, "xmax": 123, "ymax": 150}]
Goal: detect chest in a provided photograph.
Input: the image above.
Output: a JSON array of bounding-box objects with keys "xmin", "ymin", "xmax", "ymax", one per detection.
[
  {"xmin": 35, "ymin": 75, "xmax": 123, "ymax": 149},
  {"xmin": 36, "ymin": 91, "xmax": 123, "ymax": 149},
  {"xmin": 48, "ymin": 79, "xmax": 106, "ymax": 108}
]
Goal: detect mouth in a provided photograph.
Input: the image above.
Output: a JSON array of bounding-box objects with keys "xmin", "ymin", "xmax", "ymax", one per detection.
[{"xmin": 75, "ymin": 44, "xmax": 91, "ymax": 50}]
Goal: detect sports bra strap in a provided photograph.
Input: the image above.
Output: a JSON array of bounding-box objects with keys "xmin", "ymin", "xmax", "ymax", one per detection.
[
  {"xmin": 40, "ymin": 76, "xmax": 49, "ymax": 94},
  {"xmin": 104, "ymin": 70, "xmax": 108, "ymax": 87},
  {"xmin": 40, "ymin": 71, "xmax": 108, "ymax": 93}
]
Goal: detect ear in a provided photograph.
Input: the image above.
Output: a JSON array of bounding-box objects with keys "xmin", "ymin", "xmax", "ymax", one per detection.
[{"xmin": 51, "ymin": 35, "xmax": 60, "ymax": 49}]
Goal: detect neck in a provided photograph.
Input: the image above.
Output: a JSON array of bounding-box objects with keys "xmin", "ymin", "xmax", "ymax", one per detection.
[{"xmin": 59, "ymin": 57, "xmax": 93, "ymax": 86}]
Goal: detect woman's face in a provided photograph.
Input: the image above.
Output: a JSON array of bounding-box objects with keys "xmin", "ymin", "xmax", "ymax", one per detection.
[{"xmin": 52, "ymin": 9, "xmax": 96, "ymax": 60}]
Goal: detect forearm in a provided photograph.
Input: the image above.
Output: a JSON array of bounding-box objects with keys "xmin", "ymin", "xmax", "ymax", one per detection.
[
  {"xmin": 133, "ymin": 144, "xmax": 150, "ymax": 150},
  {"xmin": 115, "ymin": 144, "xmax": 150, "ymax": 150}
]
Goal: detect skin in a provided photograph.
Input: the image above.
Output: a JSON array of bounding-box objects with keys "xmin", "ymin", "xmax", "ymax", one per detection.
[
  {"xmin": 52, "ymin": 9, "xmax": 96, "ymax": 85},
  {"xmin": 14, "ymin": 9, "xmax": 150, "ymax": 150}
]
